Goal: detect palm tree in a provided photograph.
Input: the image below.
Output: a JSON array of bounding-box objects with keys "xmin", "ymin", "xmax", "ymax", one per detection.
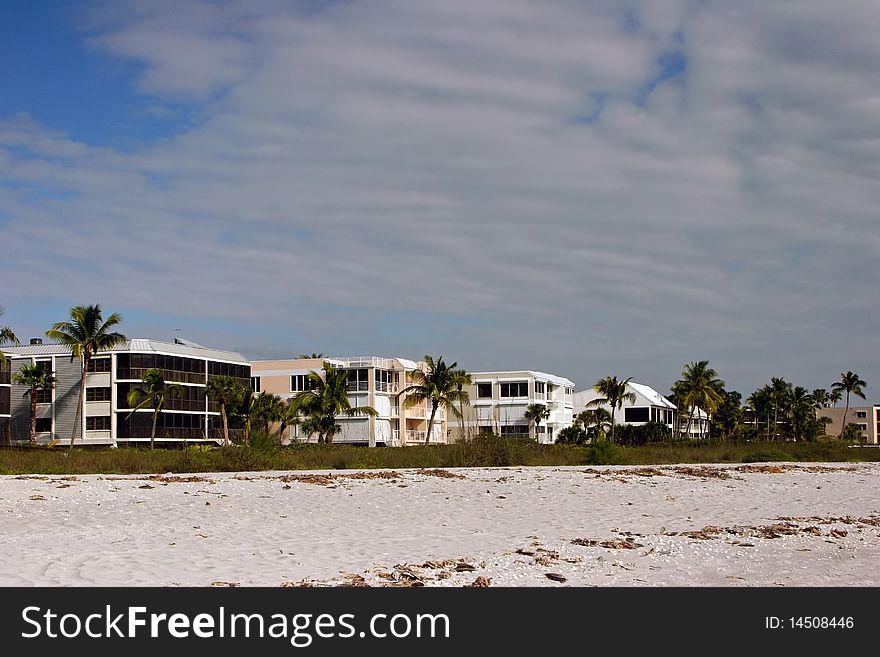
[
  {"xmin": 46, "ymin": 304, "xmax": 126, "ymax": 453},
  {"xmin": 126, "ymin": 368, "xmax": 183, "ymax": 450},
  {"xmin": 828, "ymin": 389, "xmax": 842, "ymax": 407},
  {"xmin": 451, "ymin": 369, "xmax": 473, "ymax": 440},
  {"xmin": 1, "ymin": 306, "xmax": 19, "ymax": 362},
  {"xmin": 398, "ymin": 355, "xmax": 466, "ymax": 445},
  {"xmin": 831, "ymin": 371, "xmax": 867, "ymax": 439},
  {"xmin": 524, "ymin": 403, "xmax": 550, "ymax": 441},
  {"xmin": 768, "ymin": 377, "xmax": 791, "ymax": 441},
  {"xmin": 788, "ymin": 386, "xmax": 819, "ymax": 442},
  {"xmin": 274, "ymin": 397, "xmax": 303, "ymax": 442},
  {"xmin": 588, "ymin": 376, "xmax": 636, "ymax": 444},
  {"xmin": 577, "ymin": 407, "xmax": 612, "ymax": 442},
  {"xmin": 13, "ymin": 364, "xmax": 56, "ymax": 447},
  {"xmin": 206, "ymin": 375, "xmax": 246, "ymax": 446},
  {"xmin": 747, "ymin": 387, "xmax": 772, "ymax": 441},
  {"xmin": 298, "ymin": 353, "xmax": 324, "ymax": 359},
  {"xmin": 239, "ymin": 391, "xmax": 285, "ymax": 442},
  {"xmin": 811, "ymin": 388, "xmax": 829, "ymax": 409},
  {"xmin": 673, "ymin": 361, "xmax": 725, "ymax": 439},
  {"xmin": 295, "ymin": 362, "xmax": 377, "ymax": 444}
]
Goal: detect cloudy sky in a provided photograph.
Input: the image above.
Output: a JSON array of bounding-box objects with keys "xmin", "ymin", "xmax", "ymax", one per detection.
[{"xmin": 1, "ymin": 0, "xmax": 878, "ymax": 397}]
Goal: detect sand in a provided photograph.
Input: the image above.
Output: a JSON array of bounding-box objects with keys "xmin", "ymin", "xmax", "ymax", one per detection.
[{"xmin": 2, "ymin": 463, "xmax": 879, "ymax": 587}]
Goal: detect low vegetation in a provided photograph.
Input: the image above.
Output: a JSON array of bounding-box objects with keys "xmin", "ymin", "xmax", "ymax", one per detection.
[{"xmin": 0, "ymin": 434, "xmax": 877, "ymax": 475}]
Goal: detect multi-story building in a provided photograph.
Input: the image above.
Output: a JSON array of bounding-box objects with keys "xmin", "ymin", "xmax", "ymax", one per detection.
[
  {"xmin": 250, "ymin": 356, "xmax": 448, "ymax": 446},
  {"xmin": 4, "ymin": 337, "xmax": 250, "ymax": 446},
  {"xmin": 0, "ymin": 355, "xmax": 11, "ymax": 444},
  {"xmin": 450, "ymin": 370, "xmax": 575, "ymax": 444},
  {"xmin": 573, "ymin": 381, "xmax": 677, "ymax": 433},
  {"xmin": 817, "ymin": 406, "xmax": 880, "ymax": 444}
]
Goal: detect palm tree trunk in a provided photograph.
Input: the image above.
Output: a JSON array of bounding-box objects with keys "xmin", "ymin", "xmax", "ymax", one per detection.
[
  {"xmin": 69, "ymin": 362, "xmax": 86, "ymax": 454},
  {"xmin": 221, "ymin": 403, "xmax": 229, "ymax": 446},
  {"xmin": 29, "ymin": 388, "xmax": 37, "ymax": 447},
  {"xmin": 609, "ymin": 407, "xmax": 616, "ymax": 443},
  {"xmin": 840, "ymin": 392, "xmax": 850, "ymax": 439},
  {"xmin": 458, "ymin": 398, "xmax": 466, "ymax": 442},
  {"xmin": 150, "ymin": 409, "xmax": 158, "ymax": 450},
  {"xmin": 425, "ymin": 402, "xmax": 438, "ymax": 446},
  {"xmin": 685, "ymin": 405, "xmax": 694, "ymax": 439}
]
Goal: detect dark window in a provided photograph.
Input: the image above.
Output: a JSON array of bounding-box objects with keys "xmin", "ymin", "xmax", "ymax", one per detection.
[
  {"xmin": 251, "ymin": 377, "xmax": 261, "ymax": 393},
  {"xmin": 86, "ymin": 387, "xmax": 111, "ymax": 402},
  {"xmin": 477, "ymin": 383, "xmax": 492, "ymax": 398},
  {"xmin": 374, "ymin": 369, "xmax": 393, "ymax": 392},
  {"xmin": 856, "ymin": 411, "xmax": 867, "ymax": 419},
  {"xmin": 35, "ymin": 388, "xmax": 52, "ymax": 404},
  {"xmin": 344, "ymin": 368, "xmax": 369, "ymax": 392},
  {"xmin": 624, "ymin": 407, "xmax": 650, "ymax": 423},
  {"xmin": 87, "ymin": 358, "xmax": 111, "ymax": 373},
  {"xmin": 35, "ymin": 417, "xmax": 52, "ymax": 433},
  {"xmin": 500, "ymin": 382, "xmax": 528, "ymax": 398},
  {"xmin": 291, "ymin": 375, "xmax": 317, "ymax": 392},
  {"xmin": 0, "ymin": 388, "xmax": 10, "ymax": 415},
  {"xmin": 86, "ymin": 416, "xmax": 111, "ymax": 431},
  {"xmin": 500, "ymin": 425, "xmax": 529, "ymax": 436},
  {"xmin": 35, "ymin": 360, "xmax": 53, "ymax": 374},
  {"xmin": 478, "ymin": 426, "xmax": 493, "ymax": 435},
  {"xmin": 535, "ymin": 382, "xmax": 545, "ymax": 394}
]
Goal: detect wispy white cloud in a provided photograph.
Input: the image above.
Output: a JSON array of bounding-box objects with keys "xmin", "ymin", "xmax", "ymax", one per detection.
[{"xmin": 1, "ymin": 0, "xmax": 879, "ymax": 394}]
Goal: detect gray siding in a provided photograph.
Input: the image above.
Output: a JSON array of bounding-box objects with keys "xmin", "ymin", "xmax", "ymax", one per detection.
[{"xmin": 53, "ymin": 357, "xmax": 83, "ymax": 445}]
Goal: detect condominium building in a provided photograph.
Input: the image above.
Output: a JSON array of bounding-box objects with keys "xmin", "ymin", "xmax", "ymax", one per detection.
[
  {"xmin": 0, "ymin": 357, "xmax": 10, "ymax": 444},
  {"xmin": 450, "ymin": 371, "xmax": 575, "ymax": 444},
  {"xmin": 817, "ymin": 406, "xmax": 880, "ymax": 444},
  {"xmin": 250, "ymin": 356, "xmax": 448, "ymax": 446},
  {"xmin": 573, "ymin": 381, "xmax": 677, "ymax": 432},
  {"xmin": 4, "ymin": 338, "xmax": 250, "ymax": 446}
]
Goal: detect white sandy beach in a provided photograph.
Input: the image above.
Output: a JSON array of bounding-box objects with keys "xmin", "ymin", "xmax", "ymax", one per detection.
[{"xmin": 2, "ymin": 463, "xmax": 879, "ymax": 587}]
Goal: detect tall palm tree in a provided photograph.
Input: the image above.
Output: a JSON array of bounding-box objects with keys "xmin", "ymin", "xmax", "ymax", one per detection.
[
  {"xmin": 398, "ymin": 355, "xmax": 466, "ymax": 445},
  {"xmin": 576, "ymin": 407, "xmax": 612, "ymax": 442},
  {"xmin": 451, "ymin": 369, "xmax": 473, "ymax": 440},
  {"xmin": 274, "ymin": 397, "xmax": 303, "ymax": 442},
  {"xmin": 747, "ymin": 387, "xmax": 772, "ymax": 441},
  {"xmin": 206, "ymin": 375, "xmax": 246, "ymax": 446},
  {"xmin": 831, "ymin": 371, "xmax": 867, "ymax": 439},
  {"xmin": 13, "ymin": 364, "xmax": 56, "ymax": 447},
  {"xmin": 126, "ymin": 368, "xmax": 183, "ymax": 450},
  {"xmin": 588, "ymin": 376, "xmax": 636, "ymax": 444},
  {"xmin": 46, "ymin": 304, "xmax": 126, "ymax": 453},
  {"xmin": 768, "ymin": 377, "xmax": 791, "ymax": 442},
  {"xmin": 295, "ymin": 362, "xmax": 377, "ymax": 444},
  {"xmin": 674, "ymin": 361, "xmax": 725, "ymax": 440},
  {"xmin": 524, "ymin": 403, "xmax": 550, "ymax": 441},
  {"xmin": 239, "ymin": 391, "xmax": 285, "ymax": 442},
  {"xmin": 787, "ymin": 386, "xmax": 819, "ymax": 442}
]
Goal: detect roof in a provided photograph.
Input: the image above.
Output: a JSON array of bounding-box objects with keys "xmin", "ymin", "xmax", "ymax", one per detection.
[
  {"xmin": 468, "ymin": 370, "xmax": 575, "ymax": 387},
  {"xmin": 574, "ymin": 381, "xmax": 677, "ymax": 410},
  {"xmin": 4, "ymin": 338, "xmax": 248, "ymax": 364}
]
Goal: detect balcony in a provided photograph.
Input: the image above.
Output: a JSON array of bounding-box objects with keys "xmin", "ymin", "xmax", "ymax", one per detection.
[
  {"xmin": 375, "ymin": 381, "xmax": 399, "ymax": 393},
  {"xmin": 405, "ymin": 429, "xmax": 444, "ymax": 444},
  {"xmin": 345, "ymin": 381, "xmax": 369, "ymax": 393},
  {"xmin": 338, "ymin": 357, "xmax": 393, "ymax": 369}
]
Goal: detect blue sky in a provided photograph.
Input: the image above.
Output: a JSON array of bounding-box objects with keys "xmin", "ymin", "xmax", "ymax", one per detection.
[{"xmin": 1, "ymin": 0, "xmax": 879, "ymax": 398}]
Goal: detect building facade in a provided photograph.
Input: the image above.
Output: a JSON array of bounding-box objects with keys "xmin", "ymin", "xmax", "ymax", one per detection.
[
  {"xmin": 816, "ymin": 406, "xmax": 880, "ymax": 444},
  {"xmin": 4, "ymin": 338, "xmax": 250, "ymax": 446},
  {"xmin": 250, "ymin": 356, "xmax": 448, "ymax": 446},
  {"xmin": 450, "ymin": 371, "xmax": 575, "ymax": 444},
  {"xmin": 573, "ymin": 381, "xmax": 677, "ymax": 433},
  {"xmin": 0, "ymin": 356, "xmax": 10, "ymax": 444}
]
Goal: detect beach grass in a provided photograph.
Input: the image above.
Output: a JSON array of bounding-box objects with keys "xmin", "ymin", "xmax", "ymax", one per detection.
[{"xmin": 1, "ymin": 435, "xmax": 878, "ymax": 475}]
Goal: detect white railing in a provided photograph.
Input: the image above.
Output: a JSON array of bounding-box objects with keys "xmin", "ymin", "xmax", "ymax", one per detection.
[
  {"xmin": 375, "ymin": 382, "xmax": 399, "ymax": 393},
  {"xmin": 345, "ymin": 381, "xmax": 369, "ymax": 392},
  {"xmin": 339, "ymin": 357, "xmax": 393, "ymax": 369},
  {"xmin": 406, "ymin": 429, "xmax": 444, "ymax": 443}
]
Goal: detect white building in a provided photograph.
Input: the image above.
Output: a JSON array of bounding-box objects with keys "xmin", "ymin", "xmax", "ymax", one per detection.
[
  {"xmin": 679, "ymin": 406, "xmax": 710, "ymax": 438},
  {"xmin": 573, "ymin": 381, "xmax": 677, "ymax": 432},
  {"xmin": 453, "ymin": 370, "xmax": 575, "ymax": 444}
]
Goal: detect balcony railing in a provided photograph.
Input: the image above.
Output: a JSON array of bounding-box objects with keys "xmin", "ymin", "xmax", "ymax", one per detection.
[
  {"xmin": 117, "ymin": 368, "xmax": 206, "ymax": 385},
  {"xmin": 345, "ymin": 381, "xmax": 369, "ymax": 392},
  {"xmin": 375, "ymin": 381, "xmax": 399, "ymax": 393},
  {"xmin": 339, "ymin": 357, "xmax": 393, "ymax": 369},
  {"xmin": 121, "ymin": 398, "xmax": 209, "ymax": 413},
  {"xmin": 405, "ymin": 429, "xmax": 444, "ymax": 443}
]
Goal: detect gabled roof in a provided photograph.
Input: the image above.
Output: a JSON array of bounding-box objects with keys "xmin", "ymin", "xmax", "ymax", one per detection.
[{"xmin": 574, "ymin": 381, "xmax": 677, "ymax": 410}]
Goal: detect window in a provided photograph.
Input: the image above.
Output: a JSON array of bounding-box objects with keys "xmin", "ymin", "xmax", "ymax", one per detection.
[
  {"xmin": 251, "ymin": 377, "xmax": 261, "ymax": 393},
  {"xmin": 477, "ymin": 383, "xmax": 492, "ymax": 398},
  {"xmin": 344, "ymin": 368, "xmax": 369, "ymax": 392},
  {"xmin": 535, "ymin": 382, "xmax": 545, "ymax": 394},
  {"xmin": 857, "ymin": 423, "xmax": 868, "ymax": 431},
  {"xmin": 291, "ymin": 374, "xmax": 317, "ymax": 392},
  {"xmin": 500, "ymin": 425, "xmax": 529, "ymax": 437},
  {"xmin": 500, "ymin": 382, "xmax": 528, "ymax": 398},
  {"xmin": 478, "ymin": 426, "xmax": 493, "ymax": 435},
  {"xmin": 35, "ymin": 388, "xmax": 52, "ymax": 404},
  {"xmin": 35, "ymin": 417, "xmax": 52, "ymax": 433},
  {"xmin": 86, "ymin": 387, "xmax": 111, "ymax": 402},
  {"xmin": 87, "ymin": 358, "xmax": 111, "ymax": 373},
  {"xmin": 624, "ymin": 407, "xmax": 650, "ymax": 423},
  {"xmin": 374, "ymin": 369, "xmax": 394, "ymax": 392},
  {"xmin": 856, "ymin": 411, "xmax": 867, "ymax": 419},
  {"xmin": 86, "ymin": 416, "xmax": 111, "ymax": 431},
  {"xmin": 35, "ymin": 360, "xmax": 53, "ymax": 374}
]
